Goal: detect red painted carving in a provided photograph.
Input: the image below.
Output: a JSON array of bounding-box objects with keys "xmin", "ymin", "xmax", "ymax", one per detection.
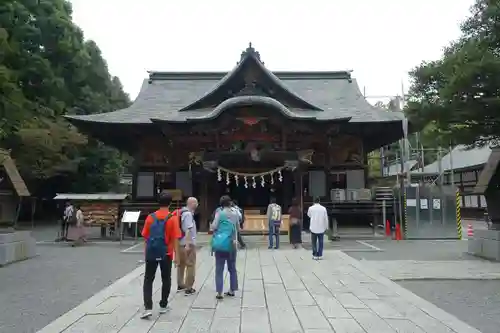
[{"xmin": 238, "ymin": 117, "xmax": 262, "ymax": 126}]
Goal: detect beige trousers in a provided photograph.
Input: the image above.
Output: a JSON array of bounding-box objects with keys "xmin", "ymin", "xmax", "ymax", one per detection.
[{"xmin": 177, "ymin": 245, "xmax": 196, "ymax": 289}]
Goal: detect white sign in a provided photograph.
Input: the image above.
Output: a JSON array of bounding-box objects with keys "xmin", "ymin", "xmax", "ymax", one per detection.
[
  {"xmin": 420, "ymin": 199, "xmax": 428, "ymax": 209},
  {"xmin": 122, "ymin": 210, "xmax": 141, "ymax": 224},
  {"xmin": 433, "ymin": 199, "xmax": 441, "ymax": 210},
  {"xmin": 406, "ymin": 199, "xmax": 417, "ymax": 207}
]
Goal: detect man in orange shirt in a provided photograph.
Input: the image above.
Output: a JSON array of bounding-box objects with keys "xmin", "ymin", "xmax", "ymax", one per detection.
[{"xmin": 140, "ymin": 191, "xmax": 181, "ymax": 319}]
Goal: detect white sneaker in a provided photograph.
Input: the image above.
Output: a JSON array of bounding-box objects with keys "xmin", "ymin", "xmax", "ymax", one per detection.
[
  {"xmin": 317, "ymin": 256, "xmax": 323, "ymax": 260},
  {"xmin": 140, "ymin": 309, "xmax": 152, "ymax": 319},
  {"xmin": 312, "ymin": 256, "xmax": 318, "ymax": 260},
  {"xmin": 159, "ymin": 306, "xmax": 169, "ymax": 314}
]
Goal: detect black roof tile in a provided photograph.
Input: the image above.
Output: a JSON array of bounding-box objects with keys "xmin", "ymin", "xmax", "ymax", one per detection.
[{"xmin": 66, "ymin": 46, "xmax": 404, "ymax": 125}]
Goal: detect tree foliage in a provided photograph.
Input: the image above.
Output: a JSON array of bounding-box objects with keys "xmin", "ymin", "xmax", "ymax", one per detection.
[
  {"xmin": 406, "ymin": 0, "xmax": 500, "ymax": 147},
  {"xmin": 0, "ymin": 0, "xmax": 130, "ymax": 194}
]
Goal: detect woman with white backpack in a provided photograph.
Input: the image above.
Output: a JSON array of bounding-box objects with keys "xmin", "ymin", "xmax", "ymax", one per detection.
[{"xmin": 210, "ymin": 195, "xmax": 241, "ymax": 300}]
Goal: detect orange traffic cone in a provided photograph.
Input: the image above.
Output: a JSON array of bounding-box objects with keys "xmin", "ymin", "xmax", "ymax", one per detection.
[
  {"xmin": 385, "ymin": 220, "xmax": 391, "ymax": 236},
  {"xmin": 467, "ymin": 224, "xmax": 474, "ymax": 237},
  {"xmin": 395, "ymin": 223, "xmax": 402, "ymax": 241}
]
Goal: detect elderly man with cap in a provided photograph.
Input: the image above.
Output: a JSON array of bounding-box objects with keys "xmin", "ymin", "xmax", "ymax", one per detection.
[{"xmin": 177, "ymin": 197, "xmax": 198, "ymax": 295}]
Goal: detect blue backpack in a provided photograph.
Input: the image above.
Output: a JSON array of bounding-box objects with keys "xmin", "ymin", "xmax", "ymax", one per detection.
[
  {"xmin": 211, "ymin": 211, "xmax": 236, "ymax": 252},
  {"xmin": 145, "ymin": 212, "xmax": 172, "ymax": 261}
]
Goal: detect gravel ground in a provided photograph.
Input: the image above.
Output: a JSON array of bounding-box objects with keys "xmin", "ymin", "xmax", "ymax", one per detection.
[
  {"xmin": 0, "ymin": 243, "xmax": 142, "ymax": 333},
  {"xmin": 399, "ymin": 280, "xmax": 500, "ymax": 333}
]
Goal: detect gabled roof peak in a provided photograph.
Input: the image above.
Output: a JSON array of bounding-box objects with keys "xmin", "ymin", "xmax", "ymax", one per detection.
[{"xmin": 239, "ymin": 42, "xmax": 263, "ymax": 64}]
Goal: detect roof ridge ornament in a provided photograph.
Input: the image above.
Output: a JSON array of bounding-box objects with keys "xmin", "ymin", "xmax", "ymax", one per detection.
[{"xmin": 239, "ymin": 42, "xmax": 263, "ymax": 64}]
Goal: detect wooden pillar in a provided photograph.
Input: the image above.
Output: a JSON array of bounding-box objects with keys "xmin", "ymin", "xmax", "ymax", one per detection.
[
  {"xmin": 294, "ymin": 167, "xmax": 303, "ymax": 206},
  {"xmin": 282, "ymin": 128, "xmax": 287, "ymax": 150},
  {"xmin": 200, "ymin": 170, "xmax": 209, "ymax": 231},
  {"xmin": 283, "ymin": 170, "xmax": 291, "ymax": 209},
  {"xmin": 131, "ymin": 153, "xmax": 140, "ymax": 201},
  {"xmin": 294, "ymin": 167, "xmax": 306, "ymax": 230}
]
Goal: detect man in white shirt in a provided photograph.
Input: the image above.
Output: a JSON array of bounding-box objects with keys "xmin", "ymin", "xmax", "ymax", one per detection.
[{"xmin": 307, "ymin": 197, "xmax": 329, "ymax": 260}]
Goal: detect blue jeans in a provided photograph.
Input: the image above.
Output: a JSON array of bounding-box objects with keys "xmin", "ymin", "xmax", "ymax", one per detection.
[
  {"xmin": 311, "ymin": 232, "xmax": 324, "ymax": 257},
  {"xmin": 214, "ymin": 251, "xmax": 238, "ymax": 294},
  {"xmin": 268, "ymin": 223, "xmax": 280, "ymax": 248}
]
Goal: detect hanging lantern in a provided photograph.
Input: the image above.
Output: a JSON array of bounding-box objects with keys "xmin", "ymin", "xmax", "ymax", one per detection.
[
  {"xmin": 270, "ymin": 171, "xmax": 274, "ymax": 185},
  {"xmin": 252, "ymin": 176, "xmax": 256, "ymax": 188},
  {"xmin": 260, "ymin": 175, "xmax": 265, "ymax": 187},
  {"xmin": 278, "ymin": 170, "xmax": 283, "ymax": 182},
  {"xmin": 235, "ymin": 174, "xmax": 239, "ymax": 186},
  {"xmin": 217, "ymin": 168, "xmax": 222, "ymax": 181},
  {"xmin": 226, "ymin": 172, "xmax": 230, "ymax": 185},
  {"xmin": 244, "ymin": 176, "xmax": 248, "ymax": 188}
]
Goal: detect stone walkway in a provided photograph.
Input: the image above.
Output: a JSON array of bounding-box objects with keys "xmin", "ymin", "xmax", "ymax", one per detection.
[{"xmin": 38, "ymin": 248, "xmax": 481, "ymax": 333}]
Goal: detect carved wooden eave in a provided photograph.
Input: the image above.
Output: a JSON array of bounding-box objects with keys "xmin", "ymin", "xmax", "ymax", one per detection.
[
  {"xmin": 152, "ymin": 96, "xmax": 350, "ymax": 126},
  {"xmin": 178, "ymin": 42, "xmax": 323, "ymax": 112}
]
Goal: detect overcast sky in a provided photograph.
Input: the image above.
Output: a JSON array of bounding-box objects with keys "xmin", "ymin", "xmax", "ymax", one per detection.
[{"xmin": 70, "ymin": 0, "xmax": 474, "ymax": 103}]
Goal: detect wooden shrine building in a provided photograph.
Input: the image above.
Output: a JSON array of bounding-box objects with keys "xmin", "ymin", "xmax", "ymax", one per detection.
[{"xmin": 66, "ymin": 44, "xmax": 405, "ymax": 231}]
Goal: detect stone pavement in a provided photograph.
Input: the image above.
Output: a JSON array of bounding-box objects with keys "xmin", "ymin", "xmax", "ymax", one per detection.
[
  {"xmin": 38, "ymin": 248, "xmax": 482, "ymax": 333},
  {"xmin": 362, "ymin": 259, "xmax": 500, "ymax": 280}
]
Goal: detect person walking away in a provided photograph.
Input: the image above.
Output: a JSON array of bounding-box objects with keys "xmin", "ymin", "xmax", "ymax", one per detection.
[
  {"xmin": 69, "ymin": 205, "xmax": 87, "ymax": 246},
  {"xmin": 288, "ymin": 198, "xmax": 302, "ymax": 248},
  {"xmin": 61, "ymin": 201, "xmax": 74, "ymax": 241},
  {"xmin": 232, "ymin": 200, "xmax": 246, "ymax": 249},
  {"xmin": 211, "ymin": 195, "xmax": 240, "ymax": 300},
  {"xmin": 267, "ymin": 197, "xmax": 282, "ymax": 249},
  {"xmin": 307, "ymin": 197, "xmax": 329, "ymax": 260},
  {"xmin": 140, "ymin": 191, "xmax": 181, "ymax": 319},
  {"xmin": 177, "ymin": 197, "xmax": 198, "ymax": 295}
]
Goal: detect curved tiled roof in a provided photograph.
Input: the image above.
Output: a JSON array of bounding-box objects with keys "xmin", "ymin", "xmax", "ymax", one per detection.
[
  {"xmin": 151, "ymin": 96, "xmax": 352, "ymax": 123},
  {"xmin": 66, "ymin": 74, "xmax": 403, "ymax": 125},
  {"xmin": 66, "ymin": 46, "xmax": 404, "ymax": 125}
]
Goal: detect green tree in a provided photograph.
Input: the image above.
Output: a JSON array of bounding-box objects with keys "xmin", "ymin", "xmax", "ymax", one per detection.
[
  {"xmin": 0, "ymin": 0, "xmax": 130, "ymax": 194},
  {"xmin": 405, "ymin": 0, "xmax": 500, "ymax": 147}
]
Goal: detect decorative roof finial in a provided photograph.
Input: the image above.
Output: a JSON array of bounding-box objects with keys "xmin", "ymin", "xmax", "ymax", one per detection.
[{"xmin": 240, "ymin": 42, "xmax": 262, "ymax": 63}]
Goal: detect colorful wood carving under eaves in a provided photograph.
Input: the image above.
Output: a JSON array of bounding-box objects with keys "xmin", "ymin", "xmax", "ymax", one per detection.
[{"xmin": 328, "ymin": 135, "xmax": 363, "ymax": 165}]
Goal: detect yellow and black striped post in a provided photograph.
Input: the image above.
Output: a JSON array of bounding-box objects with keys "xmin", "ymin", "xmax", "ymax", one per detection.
[{"xmin": 456, "ymin": 190, "xmax": 462, "ymax": 240}]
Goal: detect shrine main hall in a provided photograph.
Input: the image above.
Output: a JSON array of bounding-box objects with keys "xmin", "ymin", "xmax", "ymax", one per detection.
[{"xmin": 67, "ymin": 44, "xmax": 405, "ymax": 231}]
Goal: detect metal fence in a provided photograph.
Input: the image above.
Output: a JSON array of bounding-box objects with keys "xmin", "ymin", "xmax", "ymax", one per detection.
[{"xmin": 395, "ymin": 184, "xmax": 461, "ymax": 239}]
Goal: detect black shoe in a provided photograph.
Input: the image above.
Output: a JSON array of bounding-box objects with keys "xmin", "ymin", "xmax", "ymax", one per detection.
[
  {"xmin": 185, "ymin": 288, "xmax": 196, "ymax": 296},
  {"xmin": 224, "ymin": 291, "xmax": 235, "ymax": 297},
  {"xmin": 268, "ymin": 246, "xmax": 272, "ymax": 249},
  {"xmin": 274, "ymin": 247, "xmax": 279, "ymax": 249},
  {"xmin": 177, "ymin": 286, "xmax": 186, "ymax": 292},
  {"xmin": 216, "ymin": 294, "xmax": 223, "ymax": 300}
]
